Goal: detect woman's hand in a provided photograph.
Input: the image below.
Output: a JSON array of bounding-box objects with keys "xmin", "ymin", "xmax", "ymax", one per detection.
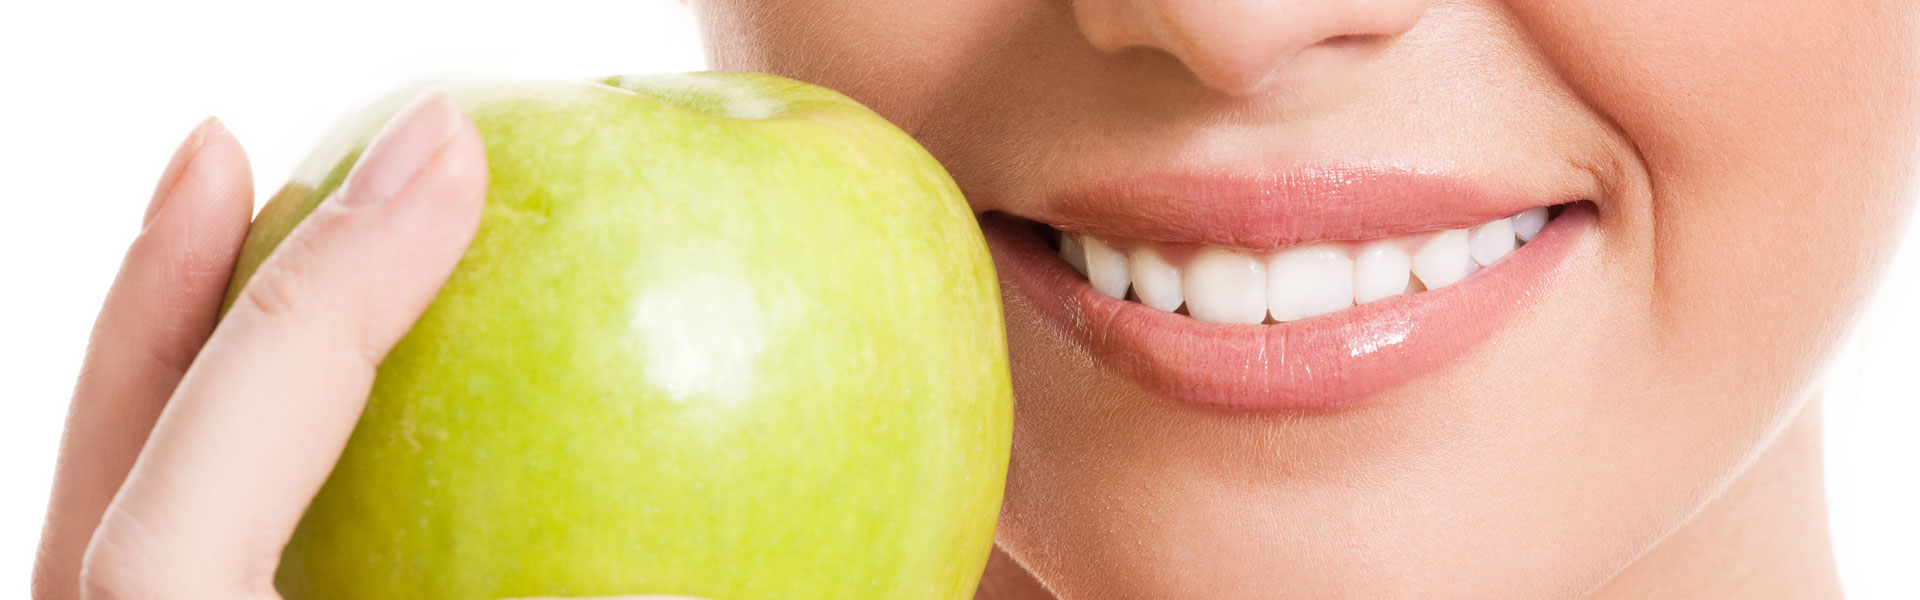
[
  {"xmin": 29, "ymin": 95, "xmax": 685, "ymax": 600},
  {"xmin": 31, "ymin": 93, "xmax": 487, "ymax": 598}
]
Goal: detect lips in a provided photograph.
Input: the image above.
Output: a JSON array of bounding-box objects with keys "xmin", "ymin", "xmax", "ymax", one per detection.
[{"xmin": 984, "ymin": 168, "xmax": 1595, "ymax": 411}]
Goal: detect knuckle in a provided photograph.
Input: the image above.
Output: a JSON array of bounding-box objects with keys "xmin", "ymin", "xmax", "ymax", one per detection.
[
  {"xmin": 233, "ymin": 228, "xmax": 326, "ymax": 322},
  {"xmin": 79, "ymin": 512, "xmax": 166, "ymax": 600},
  {"xmin": 223, "ymin": 206, "xmax": 393, "ymax": 371},
  {"xmin": 79, "ymin": 572, "xmax": 149, "ymax": 600},
  {"xmin": 235, "ymin": 272, "xmax": 304, "ymax": 322},
  {"xmin": 81, "ymin": 507, "xmax": 282, "ymax": 600}
]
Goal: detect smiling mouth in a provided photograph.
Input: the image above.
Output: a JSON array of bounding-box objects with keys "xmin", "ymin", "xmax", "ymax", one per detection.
[
  {"xmin": 1040, "ymin": 205, "xmax": 1562, "ymax": 324},
  {"xmin": 980, "ymin": 167, "xmax": 1596, "ymax": 412}
]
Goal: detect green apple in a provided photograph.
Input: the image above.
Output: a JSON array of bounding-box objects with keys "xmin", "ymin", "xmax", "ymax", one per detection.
[{"xmin": 224, "ymin": 73, "xmax": 1012, "ymax": 599}]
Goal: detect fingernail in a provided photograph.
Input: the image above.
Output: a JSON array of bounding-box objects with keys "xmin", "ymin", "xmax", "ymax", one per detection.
[
  {"xmin": 338, "ymin": 93, "xmax": 464, "ymax": 207},
  {"xmin": 145, "ymin": 117, "xmax": 219, "ymax": 227}
]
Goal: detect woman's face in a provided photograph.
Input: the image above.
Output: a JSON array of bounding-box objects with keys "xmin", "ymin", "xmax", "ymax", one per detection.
[{"xmin": 690, "ymin": 1, "xmax": 1918, "ymax": 597}]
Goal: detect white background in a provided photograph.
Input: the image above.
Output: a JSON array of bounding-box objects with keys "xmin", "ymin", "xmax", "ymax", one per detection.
[{"xmin": 1, "ymin": 0, "xmax": 1914, "ymax": 596}]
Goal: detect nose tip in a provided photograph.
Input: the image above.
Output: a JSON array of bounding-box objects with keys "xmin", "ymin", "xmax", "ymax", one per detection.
[{"xmin": 1071, "ymin": 0, "xmax": 1428, "ymax": 95}]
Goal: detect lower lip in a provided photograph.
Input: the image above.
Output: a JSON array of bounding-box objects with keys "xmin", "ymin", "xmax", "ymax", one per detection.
[{"xmin": 982, "ymin": 203, "xmax": 1595, "ymax": 412}]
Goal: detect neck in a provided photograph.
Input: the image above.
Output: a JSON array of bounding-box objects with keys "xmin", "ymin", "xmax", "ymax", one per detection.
[
  {"xmin": 1591, "ymin": 399, "xmax": 1843, "ymax": 599},
  {"xmin": 975, "ymin": 401, "xmax": 1842, "ymax": 600}
]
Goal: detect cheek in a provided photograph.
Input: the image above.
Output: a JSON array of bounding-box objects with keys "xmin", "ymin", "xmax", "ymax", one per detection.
[
  {"xmin": 1514, "ymin": 0, "xmax": 1920, "ymax": 392},
  {"xmin": 1495, "ymin": 3, "xmax": 1920, "ymax": 503}
]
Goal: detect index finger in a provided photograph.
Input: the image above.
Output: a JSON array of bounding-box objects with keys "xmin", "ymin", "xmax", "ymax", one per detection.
[{"xmin": 35, "ymin": 118, "xmax": 252, "ymax": 599}]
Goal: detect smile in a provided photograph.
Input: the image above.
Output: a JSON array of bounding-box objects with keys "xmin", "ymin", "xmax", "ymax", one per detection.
[
  {"xmin": 1052, "ymin": 206, "xmax": 1554, "ymax": 324},
  {"xmin": 981, "ymin": 167, "xmax": 1597, "ymax": 411}
]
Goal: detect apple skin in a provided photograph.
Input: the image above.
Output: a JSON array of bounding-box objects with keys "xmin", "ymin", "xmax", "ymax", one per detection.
[{"xmin": 224, "ymin": 73, "xmax": 1011, "ymax": 599}]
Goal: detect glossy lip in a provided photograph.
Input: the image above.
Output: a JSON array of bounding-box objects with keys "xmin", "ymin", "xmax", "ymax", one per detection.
[
  {"xmin": 985, "ymin": 169, "xmax": 1596, "ymax": 412},
  {"xmin": 1033, "ymin": 166, "xmax": 1568, "ymax": 249}
]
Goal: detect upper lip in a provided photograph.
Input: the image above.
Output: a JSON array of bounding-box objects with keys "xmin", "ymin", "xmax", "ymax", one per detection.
[{"xmin": 1022, "ymin": 165, "xmax": 1585, "ymax": 247}]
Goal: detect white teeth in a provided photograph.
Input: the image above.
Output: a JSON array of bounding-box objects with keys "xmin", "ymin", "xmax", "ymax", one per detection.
[
  {"xmin": 1411, "ymin": 229, "xmax": 1476, "ymax": 290},
  {"xmin": 1469, "ymin": 218, "xmax": 1516, "ymax": 267},
  {"xmin": 1512, "ymin": 207, "xmax": 1548, "ymax": 242},
  {"xmin": 1082, "ymin": 236, "xmax": 1131, "ymax": 300},
  {"xmin": 1267, "ymin": 243, "xmax": 1354, "ymax": 321},
  {"xmin": 1353, "ymin": 241, "xmax": 1412, "ymax": 304},
  {"xmin": 1057, "ymin": 206, "xmax": 1553, "ymax": 322},
  {"xmin": 1184, "ymin": 248, "xmax": 1268, "ymax": 324},
  {"xmin": 1129, "ymin": 247, "xmax": 1184, "ymax": 312},
  {"xmin": 1060, "ymin": 234, "xmax": 1089, "ymax": 277}
]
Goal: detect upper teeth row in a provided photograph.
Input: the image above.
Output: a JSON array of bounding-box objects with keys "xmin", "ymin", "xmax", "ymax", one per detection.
[{"xmin": 1060, "ymin": 207, "xmax": 1550, "ymax": 324}]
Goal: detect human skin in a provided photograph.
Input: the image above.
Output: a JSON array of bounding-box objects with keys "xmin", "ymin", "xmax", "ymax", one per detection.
[{"xmin": 689, "ymin": 0, "xmax": 1920, "ymax": 598}]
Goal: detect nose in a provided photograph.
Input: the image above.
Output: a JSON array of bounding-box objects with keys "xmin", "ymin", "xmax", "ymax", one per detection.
[{"xmin": 1069, "ymin": 0, "xmax": 1428, "ymax": 95}]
